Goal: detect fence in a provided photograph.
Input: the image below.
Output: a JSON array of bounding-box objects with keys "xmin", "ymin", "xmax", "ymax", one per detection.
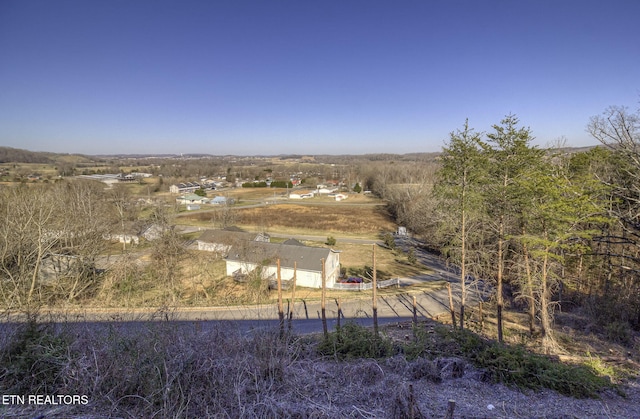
[{"xmin": 331, "ymin": 277, "xmax": 400, "ymax": 291}]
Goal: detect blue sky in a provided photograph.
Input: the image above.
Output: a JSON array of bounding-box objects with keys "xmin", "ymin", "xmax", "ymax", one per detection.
[{"xmin": 0, "ymin": 0, "xmax": 638, "ymax": 155}]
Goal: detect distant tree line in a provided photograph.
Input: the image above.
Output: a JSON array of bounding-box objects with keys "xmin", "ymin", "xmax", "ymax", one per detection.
[{"xmin": 0, "ymin": 147, "xmax": 55, "ymax": 164}]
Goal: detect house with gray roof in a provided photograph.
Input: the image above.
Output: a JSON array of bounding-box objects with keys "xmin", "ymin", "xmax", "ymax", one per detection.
[
  {"xmin": 197, "ymin": 228, "xmax": 270, "ymax": 254},
  {"xmin": 225, "ymin": 241, "xmax": 340, "ymax": 289}
]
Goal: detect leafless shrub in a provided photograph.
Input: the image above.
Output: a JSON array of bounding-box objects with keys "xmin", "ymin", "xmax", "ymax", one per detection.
[
  {"xmin": 389, "ymin": 382, "xmax": 426, "ymax": 419},
  {"xmin": 436, "ymin": 357, "xmax": 467, "ymax": 379},
  {"xmin": 408, "ymin": 357, "xmax": 442, "ymax": 382}
]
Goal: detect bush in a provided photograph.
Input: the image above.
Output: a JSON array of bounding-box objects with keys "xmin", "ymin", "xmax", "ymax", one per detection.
[
  {"xmin": 383, "ymin": 232, "xmax": 396, "ymax": 250},
  {"xmin": 430, "ymin": 327, "xmax": 613, "ymax": 398},
  {"xmin": 605, "ymin": 321, "xmax": 633, "ymax": 346},
  {"xmin": 0, "ymin": 321, "xmax": 71, "ymax": 394},
  {"xmin": 326, "ymin": 236, "xmax": 336, "ymax": 246},
  {"xmin": 407, "ymin": 248, "xmax": 417, "ymax": 265},
  {"xmin": 317, "ymin": 322, "xmax": 394, "ymax": 360}
]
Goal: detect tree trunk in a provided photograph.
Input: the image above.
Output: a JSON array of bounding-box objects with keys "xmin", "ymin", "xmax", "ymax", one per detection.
[
  {"xmin": 496, "ymin": 215, "xmax": 504, "ymax": 342},
  {"xmin": 540, "ymin": 243, "xmax": 554, "ymax": 350},
  {"xmin": 522, "ymin": 226, "xmax": 536, "ymax": 336},
  {"xmin": 460, "ymin": 188, "xmax": 466, "ymax": 330}
]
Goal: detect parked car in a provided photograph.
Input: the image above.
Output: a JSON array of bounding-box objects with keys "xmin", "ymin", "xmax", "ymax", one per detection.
[{"xmin": 339, "ymin": 277, "xmax": 363, "ymax": 284}]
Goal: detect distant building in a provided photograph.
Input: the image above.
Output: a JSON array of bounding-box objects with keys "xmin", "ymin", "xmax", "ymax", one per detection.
[
  {"xmin": 176, "ymin": 194, "xmax": 209, "ymax": 205},
  {"xmin": 196, "ymin": 228, "xmax": 270, "ymax": 254},
  {"xmin": 210, "ymin": 196, "xmax": 228, "ymax": 205},
  {"xmin": 169, "ymin": 182, "xmax": 202, "ymax": 194},
  {"xmin": 289, "ymin": 190, "xmax": 315, "ymax": 199},
  {"xmin": 77, "ymin": 174, "xmax": 121, "ymax": 186}
]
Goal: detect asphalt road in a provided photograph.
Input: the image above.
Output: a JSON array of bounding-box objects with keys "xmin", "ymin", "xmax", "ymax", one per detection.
[{"xmin": 4, "ymin": 235, "xmax": 487, "ymax": 336}]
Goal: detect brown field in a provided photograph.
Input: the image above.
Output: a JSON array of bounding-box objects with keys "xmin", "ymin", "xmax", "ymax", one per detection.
[
  {"xmin": 235, "ymin": 204, "xmax": 396, "ymax": 235},
  {"xmin": 181, "ymin": 202, "xmax": 397, "ymax": 237}
]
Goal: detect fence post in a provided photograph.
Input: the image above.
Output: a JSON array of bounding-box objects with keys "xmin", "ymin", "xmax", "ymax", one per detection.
[
  {"xmin": 321, "ymin": 258, "xmax": 327, "ymax": 338},
  {"xmin": 277, "ymin": 259, "xmax": 284, "ymax": 338},
  {"xmin": 372, "ymin": 245, "xmax": 378, "ymax": 336},
  {"xmin": 445, "ymin": 399, "xmax": 456, "ymax": 419},
  {"xmin": 337, "ymin": 297, "xmax": 342, "ymax": 329},
  {"xmin": 447, "ymin": 282, "xmax": 457, "ymax": 329},
  {"xmin": 412, "ymin": 295, "xmax": 418, "ymax": 328},
  {"xmin": 288, "ymin": 261, "xmax": 297, "ymax": 332}
]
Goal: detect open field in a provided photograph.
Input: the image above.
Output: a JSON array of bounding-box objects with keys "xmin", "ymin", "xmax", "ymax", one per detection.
[{"xmin": 180, "ymin": 201, "xmax": 397, "ymax": 238}]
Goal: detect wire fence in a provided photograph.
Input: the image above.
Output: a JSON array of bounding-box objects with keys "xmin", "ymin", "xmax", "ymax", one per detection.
[{"xmin": 331, "ymin": 277, "xmax": 400, "ymax": 291}]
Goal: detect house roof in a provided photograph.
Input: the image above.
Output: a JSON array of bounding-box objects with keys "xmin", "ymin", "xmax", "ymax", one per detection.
[
  {"xmin": 226, "ymin": 241, "xmax": 335, "ymax": 272},
  {"xmin": 179, "ymin": 193, "xmax": 207, "ymax": 201},
  {"xmin": 197, "ymin": 229, "xmax": 256, "ymax": 245}
]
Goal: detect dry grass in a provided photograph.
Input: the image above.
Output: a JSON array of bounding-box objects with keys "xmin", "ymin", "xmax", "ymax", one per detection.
[
  {"xmin": 1, "ymin": 313, "xmax": 637, "ymax": 419},
  {"xmin": 181, "ymin": 202, "xmax": 396, "ymax": 237},
  {"xmin": 89, "ymin": 243, "xmax": 435, "ymax": 308}
]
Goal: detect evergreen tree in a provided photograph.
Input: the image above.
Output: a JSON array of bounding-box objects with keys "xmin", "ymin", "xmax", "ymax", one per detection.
[
  {"xmin": 484, "ymin": 114, "xmax": 543, "ymax": 341},
  {"xmin": 516, "ymin": 154, "xmax": 606, "ymax": 350},
  {"xmin": 433, "ymin": 120, "xmax": 488, "ymax": 330}
]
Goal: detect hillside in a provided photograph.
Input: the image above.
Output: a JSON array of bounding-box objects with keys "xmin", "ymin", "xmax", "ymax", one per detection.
[{"xmin": 0, "ymin": 146, "xmax": 96, "ymax": 164}]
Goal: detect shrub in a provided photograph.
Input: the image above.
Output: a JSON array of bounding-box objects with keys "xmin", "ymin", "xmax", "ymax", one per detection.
[
  {"xmin": 430, "ymin": 327, "xmax": 613, "ymax": 398},
  {"xmin": 383, "ymin": 232, "xmax": 396, "ymax": 250},
  {"xmin": 326, "ymin": 236, "xmax": 336, "ymax": 246},
  {"xmin": 407, "ymin": 248, "xmax": 417, "ymax": 265},
  {"xmin": 605, "ymin": 321, "xmax": 633, "ymax": 346},
  {"xmin": 317, "ymin": 322, "xmax": 394, "ymax": 360},
  {"xmin": 0, "ymin": 320, "xmax": 71, "ymax": 394}
]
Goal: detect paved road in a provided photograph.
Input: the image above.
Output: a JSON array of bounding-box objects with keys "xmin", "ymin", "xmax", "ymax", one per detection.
[{"xmin": 4, "ymin": 235, "xmax": 487, "ymax": 335}]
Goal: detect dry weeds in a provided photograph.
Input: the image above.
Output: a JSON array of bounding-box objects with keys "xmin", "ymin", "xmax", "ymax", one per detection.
[
  {"xmin": 1, "ymin": 319, "xmax": 638, "ymax": 419},
  {"xmin": 181, "ymin": 202, "xmax": 397, "ymax": 236}
]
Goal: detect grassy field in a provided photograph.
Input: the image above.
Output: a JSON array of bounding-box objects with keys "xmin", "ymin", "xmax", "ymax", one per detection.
[{"xmin": 180, "ymin": 199, "xmax": 397, "ymax": 238}]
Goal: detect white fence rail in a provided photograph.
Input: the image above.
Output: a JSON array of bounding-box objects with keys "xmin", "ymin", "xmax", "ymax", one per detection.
[{"xmin": 331, "ymin": 277, "xmax": 400, "ymax": 291}]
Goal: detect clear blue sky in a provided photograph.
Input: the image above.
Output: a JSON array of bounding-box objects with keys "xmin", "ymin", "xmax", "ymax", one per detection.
[{"xmin": 1, "ymin": 0, "xmax": 638, "ymax": 155}]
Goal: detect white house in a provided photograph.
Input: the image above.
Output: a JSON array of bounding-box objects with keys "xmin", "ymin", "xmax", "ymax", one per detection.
[
  {"xmin": 169, "ymin": 182, "xmax": 202, "ymax": 194},
  {"xmin": 289, "ymin": 190, "xmax": 315, "ymax": 199},
  {"xmin": 317, "ymin": 186, "xmax": 338, "ymax": 195},
  {"xmin": 176, "ymin": 194, "xmax": 209, "ymax": 205},
  {"xmin": 210, "ymin": 196, "xmax": 228, "ymax": 205},
  {"xmin": 225, "ymin": 241, "xmax": 341, "ymax": 289}
]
